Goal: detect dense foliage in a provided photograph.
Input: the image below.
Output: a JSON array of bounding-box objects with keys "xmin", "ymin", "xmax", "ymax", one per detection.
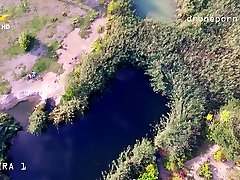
[
  {"xmin": 208, "ymin": 99, "xmax": 240, "ymax": 160},
  {"xmin": 102, "ymin": 139, "xmax": 155, "ymax": 180},
  {"xmin": 18, "ymin": 32, "xmax": 32, "ymax": 51},
  {"xmin": 27, "ymin": 104, "xmax": 48, "ymax": 135},
  {"xmin": 0, "ymin": 113, "xmax": 20, "ymax": 163},
  {"xmin": 196, "ymin": 161, "xmax": 212, "ymax": 180},
  {"xmin": 138, "ymin": 164, "xmax": 158, "ymax": 180},
  {"xmin": 213, "ymin": 148, "xmax": 226, "ymax": 162},
  {"xmin": 50, "ymin": 0, "xmax": 240, "ymax": 178}
]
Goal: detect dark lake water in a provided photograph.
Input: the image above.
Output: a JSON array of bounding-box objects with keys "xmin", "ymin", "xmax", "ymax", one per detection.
[{"xmin": 5, "ymin": 67, "xmax": 169, "ymax": 180}]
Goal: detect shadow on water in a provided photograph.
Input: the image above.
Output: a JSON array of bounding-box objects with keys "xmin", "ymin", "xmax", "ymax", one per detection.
[{"xmin": 5, "ymin": 67, "xmax": 169, "ymax": 180}]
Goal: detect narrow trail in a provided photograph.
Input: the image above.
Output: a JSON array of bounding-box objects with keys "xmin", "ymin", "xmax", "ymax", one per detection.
[{"xmin": 185, "ymin": 144, "xmax": 236, "ymax": 180}]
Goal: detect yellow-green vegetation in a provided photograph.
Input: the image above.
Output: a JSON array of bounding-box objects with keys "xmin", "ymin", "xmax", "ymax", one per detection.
[
  {"xmin": 49, "ymin": 0, "xmax": 240, "ymax": 179},
  {"xmin": 1, "ymin": 0, "xmax": 30, "ymax": 18},
  {"xmin": 70, "ymin": 9, "xmax": 98, "ymax": 38},
  {"xmin": 30, "ymin": 41, "xmax": 63, "ymax": 75},
  {"xmin": 0, "ymin": 113, "xmax": 21, "ymax": 163},
  {"xmin": 206, "ymin": 113, "xmax": 213, "ymax": 121},
  {"xmin": 197, "ymin": 161, "xmax": 212, "ymax": 180},
  {"xmin": 163, "ymin": 155, "xmax": 186, "ymax": 172},
  {"xmin": 19, "ymin": 32, "xmax": 32, "ymax": 51},
  {"xmin": 220, "ymin": 110, "xmax": 230, "ymax": 123},
  {"xmin": 213, "ymin": 148, "xmax": 227, "ymax": 162},
  {"xmin": 92, "ymin": 38, "xmax": 103, "ymax": 52},
  {"xmin": 28, "ymin": 104, "xmax": 48, "ymax": 135},
  {"xmin": 138, "ymin": 164, "xmax": 158, "ymax": 180},
  {"xmin": 0, "ymin": 80, "xmax": 11, "ymax": 95},
  {"xmin": 208, "ymin": 99, "xmax": 240, "ymax": 160},
  {"xmin": 107, "ymin": 0, "xmax": 121, "ymax": 19}
]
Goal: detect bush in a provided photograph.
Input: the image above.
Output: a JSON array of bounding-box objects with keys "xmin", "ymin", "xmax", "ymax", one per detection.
[
  {"xmin": 0, "ymin": 113, "xmax": 21, "ymax": 163},
  {"xmin": 213, "ymin": 148, "xmax": 227, "ymax": 162},
  {"xmin": 19, "ymin": 32, "xmax": 32, "ymax": 51},
  {"xmin": 97, "ymin": 25, "xmax": 104, "ymax": 33},
  {"xmin": 209, "ymin": 99, "xmax": 240, "ymax": 160},
  {"xmin": 138, "ymin": 164, "xmax": 158, "ymax": 180},
  {"xmin": 163, "ymin": 157, "xmax": 176, "ymax": 171},
  {"xmin": 51, "ymin": 97, "xmax": 88, "ymax": 125},
  {"xmin": 102, "ymin": 138, "xmax": 155, "ymax": 180},
  {"xmin": 196, "ymin": 161, "xmax": 212, "ymax": 180},
  {"xmin": 27, "ymin": 104, "xmax": 48, "ymax": 135}
]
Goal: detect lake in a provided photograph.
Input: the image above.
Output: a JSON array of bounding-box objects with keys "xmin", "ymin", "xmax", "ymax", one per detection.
[
  {"xmin": 5, "ymin": 67, "xmax": 169, "ymax": 180},
  {"xmin": 132, "ymin": 0, "xmax": 176, "ymax": 20}
]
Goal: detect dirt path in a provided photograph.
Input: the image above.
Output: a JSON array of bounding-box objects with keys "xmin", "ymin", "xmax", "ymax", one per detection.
[
  {"xmin": 0, "ymin": 17, "xmax": 107, "ymax": 110},
  {"xmin": 185, "ymin": 144, "xmax": 236, "ymax": 180}
]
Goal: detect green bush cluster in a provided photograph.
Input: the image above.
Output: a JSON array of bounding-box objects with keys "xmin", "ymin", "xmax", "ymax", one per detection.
[
  {"xmin": 196, "ymin": 161, "xmax": 212, "ymax": 180},
  {"xmin": 138, "ymin": 164, "xmax": 158, "ymax": 180},
  {"xmin": 102, "ymin": 139, "xmax": 155, "ymax": 180},
  {"xmin": 213, "ymin": 148, "xmax": 226, "ymax": 162},
  {"xmin": 0, "ymin": 113, "xmax": 21, "ymax": 163},
  {"xmin": 51, "ymin": 97, "xmax": 88, "ymax": 125},
  {"xmin": 19, "ymin": 32, "xmax": 32, "ymax": 51},
  {"xmin": 27, "ymin": 104, "xmax": 48, "ymax": 135},
  {"xmin": 208, "ymin": 99, "xmax": 240, "ymax": 160}
]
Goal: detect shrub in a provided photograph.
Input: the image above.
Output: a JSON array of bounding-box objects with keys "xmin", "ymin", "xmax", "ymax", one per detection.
[
  {"xmin": 208, "ymin": 99, "xmax": 240, "ymax": 160},
  {"xmin": 0, "ymin": 113, "xmax": 21, "ymax": 163},
  {"xmin": 102, "ymin": 138, "xmax": 155, "ymax": 180},
  {"xmin": 196, "ymin": 161, "xmax": 212, "ymax": 180},
  {"xmin": 92, "ymin": 38, "xmax": 103, "ymax": 52},
  {"xmin": 27, "ymin": 104, "xmax": 48, "ymax": 135},
  {"xmin": 163, "ymin": 157, "xmax": 176, "ymax": 171},
  {"xmin": 51, "ymin": 97, "xmax": 88, "ymax": 125},
  {"xmin": 206, "ymin": 113, "xmax": 213, "ymax": 121},
  {"xmin": 97, "ymin": 25, "xmax": 104, "ymax": 33},
  {"xmin": 220, "ymin": 110, "xmax": 230, "ymax": 123},
  {"xmin": 213, "ymin": 148, "xmax": 227, "ymax": 162},
  {"xmin": 138, "ymin": 164, "xmax": 158, "ymax": 180},
  {"xmin": 108, "ymin": 0, "xmax": 121, "ymax": 15},
  {"xmin": 19, "ymin": 32, "xmax": 32, "ymax": 51}
]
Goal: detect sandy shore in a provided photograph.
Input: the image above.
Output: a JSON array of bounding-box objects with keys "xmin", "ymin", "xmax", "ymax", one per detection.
[{"xmin": 0, "ymin": 17, "xmax": 107, "ymax": 110}]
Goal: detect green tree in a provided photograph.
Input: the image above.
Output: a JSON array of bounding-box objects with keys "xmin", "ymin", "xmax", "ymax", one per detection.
[
  {"xmin": 19, "ymin": 32, "xmax": 32, "ymax": 51},
  {"xmin": 27, "ymin": 104, "xmax": 48, "ymax": 135},
  {"xmin": 209, "ymin": 99, "xmax": 240, "ymax": 160},
  {"xmin": 138, "ymin": 164, "xmax": 158, "ymax": 180},
  {"xmin": 0, "ymin": 113, "xmax": 21, "ymax": 163}
]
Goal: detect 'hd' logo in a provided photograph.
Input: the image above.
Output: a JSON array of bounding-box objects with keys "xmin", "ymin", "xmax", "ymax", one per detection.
[{"xmin": 0, "ymin": 14, "xmax": 11, "ymax": 30}]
